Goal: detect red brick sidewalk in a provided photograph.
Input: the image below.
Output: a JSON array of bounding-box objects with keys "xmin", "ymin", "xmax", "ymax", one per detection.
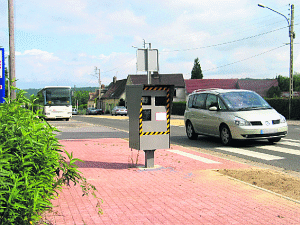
[{"xmin": 44, "ymin": 138, "xmax": 300, "ymax": 224}]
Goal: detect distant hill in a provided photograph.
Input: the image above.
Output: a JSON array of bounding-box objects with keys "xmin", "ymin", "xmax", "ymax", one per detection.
[{"xmin": 23, "ymin": 87, "xmax": 98, "ymax": 98}]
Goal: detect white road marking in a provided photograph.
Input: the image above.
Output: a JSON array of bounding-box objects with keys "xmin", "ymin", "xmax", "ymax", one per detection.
[
  {"xmin": 280, "ymin": 140, "xmax": 300, "ymax": 148},
  {"xmin": 168, "ymin": 150, "xmax": 221, "ymax": 164},
  {"xmin": 283, "ymin": 138, "xmax": 300, "ymax": 143},
  {"xmin": 257, "ymin": 145, "xmax": 300, "ymax": 156},
  {"xmin": 215, "ymin": 147, "xmax": 284, "ymax": 161}
]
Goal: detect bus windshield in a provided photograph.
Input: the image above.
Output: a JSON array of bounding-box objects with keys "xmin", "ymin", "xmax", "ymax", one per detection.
[{"xmin": 45, "ymin": 88, "xmax": 71, "ymax": 106}]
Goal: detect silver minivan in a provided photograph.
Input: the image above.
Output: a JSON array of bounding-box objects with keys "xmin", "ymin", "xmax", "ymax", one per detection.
[{"xmin": 184, "ymin": 89, "xmax": 288, "ymax": 145}]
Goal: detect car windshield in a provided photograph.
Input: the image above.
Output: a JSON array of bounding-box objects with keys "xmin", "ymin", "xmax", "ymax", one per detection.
[{"xmin": 219, "ymin": 91, "xmax": 272, "ymax": 111}]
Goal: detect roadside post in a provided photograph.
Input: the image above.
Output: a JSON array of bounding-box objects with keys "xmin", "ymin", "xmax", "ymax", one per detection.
[
  {"xmin": 126, "ymin": 84, "xmax": 174, "ymax": 168},
  {"xmin": 0, "ymin": 48, "xmax": 5, "ymax": 103}
]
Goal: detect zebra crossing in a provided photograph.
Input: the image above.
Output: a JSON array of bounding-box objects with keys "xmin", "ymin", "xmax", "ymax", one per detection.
[
  {"xmin": 168, "ymin": 138, "xmax": 300, "ymax": 165},
  {"xmin": 215, "ymin": 138, "xmax": 300, "ymax": 161}
]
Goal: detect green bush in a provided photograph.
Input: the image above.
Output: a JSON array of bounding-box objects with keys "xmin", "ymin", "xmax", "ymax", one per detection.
[
  {"xmin": 78, "ymin": 108, "xmax": 86, "ymax": 115},
  {"xmin": 171, "ymin": 101, "xmax": 186, "ymax": 116},
  {"xmin": 265, "ymin": 98, "xmax": 300, "ymax": 120},
  {"xmin": 0, "ymin": 88, "xmax": 101, "ymax": 224}
]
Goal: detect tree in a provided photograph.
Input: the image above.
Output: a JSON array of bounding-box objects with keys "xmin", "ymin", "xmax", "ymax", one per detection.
[
  {"xmin": 266, "ymin": 86, "xmax": 281, "ymax": 98},
  {"xmin": 276, "ymin": 75, "xmax": 289, "ymax": 92},
  {"xmin": 276, "ymin": 73, "xmax": 300, "ymax": 92},
  {"xmin": 72, "ymin": 90, "xmax": 90, "ymax": 108},
  {"xmin": 191, "ymin": 57, "xmax": 203, "ymax": 79}
]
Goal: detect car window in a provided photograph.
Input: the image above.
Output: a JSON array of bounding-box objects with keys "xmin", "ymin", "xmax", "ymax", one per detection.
[
  {"xmin": 218, "ymin": 98, "xmax": 227, "ymax": 110},
  {"xmin": 188, "ymin": 95, "xmax": 194, "ymax": 108},
  {"xmin": 205, "ymin": 94, "xmax": 218, "ymax": 109},
  {"xmin": 192, "ymin": 94, "xmax": 206, "ymax": 109}
]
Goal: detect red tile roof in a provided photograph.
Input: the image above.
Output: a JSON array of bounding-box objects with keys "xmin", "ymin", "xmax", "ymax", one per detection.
[
  {"xmin": 237, "ymin": 79, "xmax": 278, "ymax": 97},
  {"xmin": 185, "ymin": 79, "xmax": 238, "ymax": 94}
]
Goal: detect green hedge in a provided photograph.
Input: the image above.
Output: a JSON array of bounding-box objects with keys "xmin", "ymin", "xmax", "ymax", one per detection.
[
  {"xmin": 172, "ymin": 101, "xmax": 186, "ymax": 116},
  {"xmin": 171, "ymin": 98, "xmax": 300, "ymax": 120},
  {"xmin": 265, "ymin": 98, "xmax": 300, "ymax": 120}
]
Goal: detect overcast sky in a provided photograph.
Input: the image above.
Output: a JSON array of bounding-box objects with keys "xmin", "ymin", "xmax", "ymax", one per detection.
[{"xmin": 0, "ymin": 0, "xmax": 299, "ymax": 89}]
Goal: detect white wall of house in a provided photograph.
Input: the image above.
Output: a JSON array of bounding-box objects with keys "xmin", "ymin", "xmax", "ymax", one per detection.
[{"xmin": 173, "ymin": 87, "xmax": 186, "ymax": 102}]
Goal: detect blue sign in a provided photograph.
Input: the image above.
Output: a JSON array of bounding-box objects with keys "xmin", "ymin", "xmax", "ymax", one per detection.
[{"xmin": 0, "ymin": 48, "xmax": 4, "ymax": 103}]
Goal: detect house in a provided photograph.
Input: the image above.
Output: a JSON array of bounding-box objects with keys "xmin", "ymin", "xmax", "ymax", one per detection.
[
  {"xmin": 184, "ymin": 78, "xmax": 278, "ymax": 99},
  {"xmin": 87, "ymin": 90, "xmax": 98, "ymax": 108},
  {"xmin": 101, "ymin": 77, "xmax": 127, "ymax": 113},
  {"xmin": 237, "ymin": 79, "xmax": 278, "ymax": 97},
  {"xmin": 87, "ymin": 84, "xmax": 106, "ymax": 109},
  {"xmin": 127, "ymin": 73, "xmax": 186, "ymax": 102}
]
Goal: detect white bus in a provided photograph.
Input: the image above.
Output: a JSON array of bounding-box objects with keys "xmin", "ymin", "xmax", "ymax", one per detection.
[{"xmin": 37, "ymin": 86, "xmax": 72, "ymax": 120}]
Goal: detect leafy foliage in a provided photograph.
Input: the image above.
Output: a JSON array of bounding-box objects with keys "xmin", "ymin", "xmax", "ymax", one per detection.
[
  {"xmin": 172, "ymin": 101, "xmax": 186, "ymax": 115},
  {"xmin": 191, "ymin": 57, "xmax": 203, "ymax": 79},
  {"xmin": 0, "ymin": 88, "xmax": 101, "ymax": 224},
  {"xmin": 276, "ymin": 73, "xmax": 300, "ymax": 92},
  {"xmin": 266, "ymin": 86, "xmax": 281, "ymax": 98},
  {"xmin": 72, "ymin": 90, "xmax": 90, "ymax": 108}
]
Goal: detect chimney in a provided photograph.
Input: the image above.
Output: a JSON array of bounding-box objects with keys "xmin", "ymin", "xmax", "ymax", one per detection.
[{"xmin": 113, "ymin": 76, "xmax": 117, "ymax": 84}]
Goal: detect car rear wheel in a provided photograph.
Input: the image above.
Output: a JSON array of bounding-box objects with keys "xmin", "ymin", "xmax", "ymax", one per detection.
[
  {"xmin": 186, "ymin": 121, "xmax": 198, "ymax": 140},
  {"xmin": 268, "ymin": 137, "xmax": 281, "ymax": 143},
  {"xmin": 220, "ymin": 125, "xmax": 232, "ymax": 146}
]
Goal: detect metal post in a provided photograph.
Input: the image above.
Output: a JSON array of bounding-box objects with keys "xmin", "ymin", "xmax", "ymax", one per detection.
[
  {"xmin": 147, "ymin": 48, "xmax": 151, "ymax": 85},
  {"xmin": 144, "ymin": 150, "xmax": 155, "ymax": 168},
  {"xmin": 8, "ymin": 0, "xmax": 16, "ymax": 100}
]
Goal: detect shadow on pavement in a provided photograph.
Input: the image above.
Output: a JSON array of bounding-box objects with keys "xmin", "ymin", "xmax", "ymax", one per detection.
[{"xmin": 75, "ymin": 160, "xmax": 144, "ymax": 169}]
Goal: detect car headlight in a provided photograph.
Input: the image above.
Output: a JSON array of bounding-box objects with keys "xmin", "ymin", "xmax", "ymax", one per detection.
[
  {"xmin": 234, "ymin": 117, "xmax": 251, "ymax": 126},
  {"xmin": 280, "ymin": 114, "xmax": 286, "ymax": 123}
]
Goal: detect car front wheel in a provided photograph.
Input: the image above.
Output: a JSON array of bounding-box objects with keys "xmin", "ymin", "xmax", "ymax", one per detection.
[
  {"xmin": 220, "ymin": 125, "xmax": 232, "ymax": 146},
  {"xmin": 186, "ymin": 121, "xmax": 198, "ymax": 140}
]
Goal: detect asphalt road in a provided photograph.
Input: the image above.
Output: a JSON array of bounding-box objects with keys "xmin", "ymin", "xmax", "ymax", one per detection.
[{"xmin": 51, "ymin": 115, "xmax": 300, "ymax": 173}]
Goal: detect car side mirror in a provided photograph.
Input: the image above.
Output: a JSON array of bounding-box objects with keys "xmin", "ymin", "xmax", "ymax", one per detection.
[{"xmin": 209, "ymin": 106, "xmax": 218, "ymax": 111}]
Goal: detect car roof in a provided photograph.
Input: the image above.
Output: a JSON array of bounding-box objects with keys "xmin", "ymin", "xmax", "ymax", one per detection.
[{"xmin": 191, "ymin": 88, "xmax": 254, "ymax": 95}]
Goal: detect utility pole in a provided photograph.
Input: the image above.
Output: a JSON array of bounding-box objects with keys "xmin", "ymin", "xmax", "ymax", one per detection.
[
  {"xmin": 289, "ymin": 4, "xmax": 295, "ymax": 119},
  {"xmin": 8, "ymin": 0, "xmax": 16, "ymax": 100},
  {"xmin": 258, "ymin": 3, "xmax": 295, "ymax": 119},
  {"xmin": 95, "ymin": 67, "xmax": 101, "ymax": 109}
]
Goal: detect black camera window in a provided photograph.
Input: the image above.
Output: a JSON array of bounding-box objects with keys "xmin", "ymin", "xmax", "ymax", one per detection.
[{"xmin": 155, "ymin": 96, "xmax": 167, "ymax": 106}]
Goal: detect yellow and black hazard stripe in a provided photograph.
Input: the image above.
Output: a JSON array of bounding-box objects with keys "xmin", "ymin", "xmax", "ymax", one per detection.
[
  {"xmin": 141, "ymin": 131, "xmax": 169, "ymax": 136},
  {"xmin": 143, "ymin": 86, "xmax": 168, "ymax": 91},
  {"xmin": 139, "ymin": 86, "xmax": 171, "ymax": 136},
  {"xmin": 139, "ymin": 99, "xmax": 143, "ymax": 136},
  {"xmin": 166, "ymin": 87, "xmax": 170, "ymax": 133}
]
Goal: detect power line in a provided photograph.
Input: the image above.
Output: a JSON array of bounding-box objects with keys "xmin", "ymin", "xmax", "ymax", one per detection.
[
  {"xmin": 101, "ymin": 57, "xmax": 136, "ymax": 74},
  {"xmin": 161, "ymin": 26, "xmax": 288, "ymax": 53},
  {"xmin": 203, "ymin": 44, "xmax": 287, "ymax": 72}
]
